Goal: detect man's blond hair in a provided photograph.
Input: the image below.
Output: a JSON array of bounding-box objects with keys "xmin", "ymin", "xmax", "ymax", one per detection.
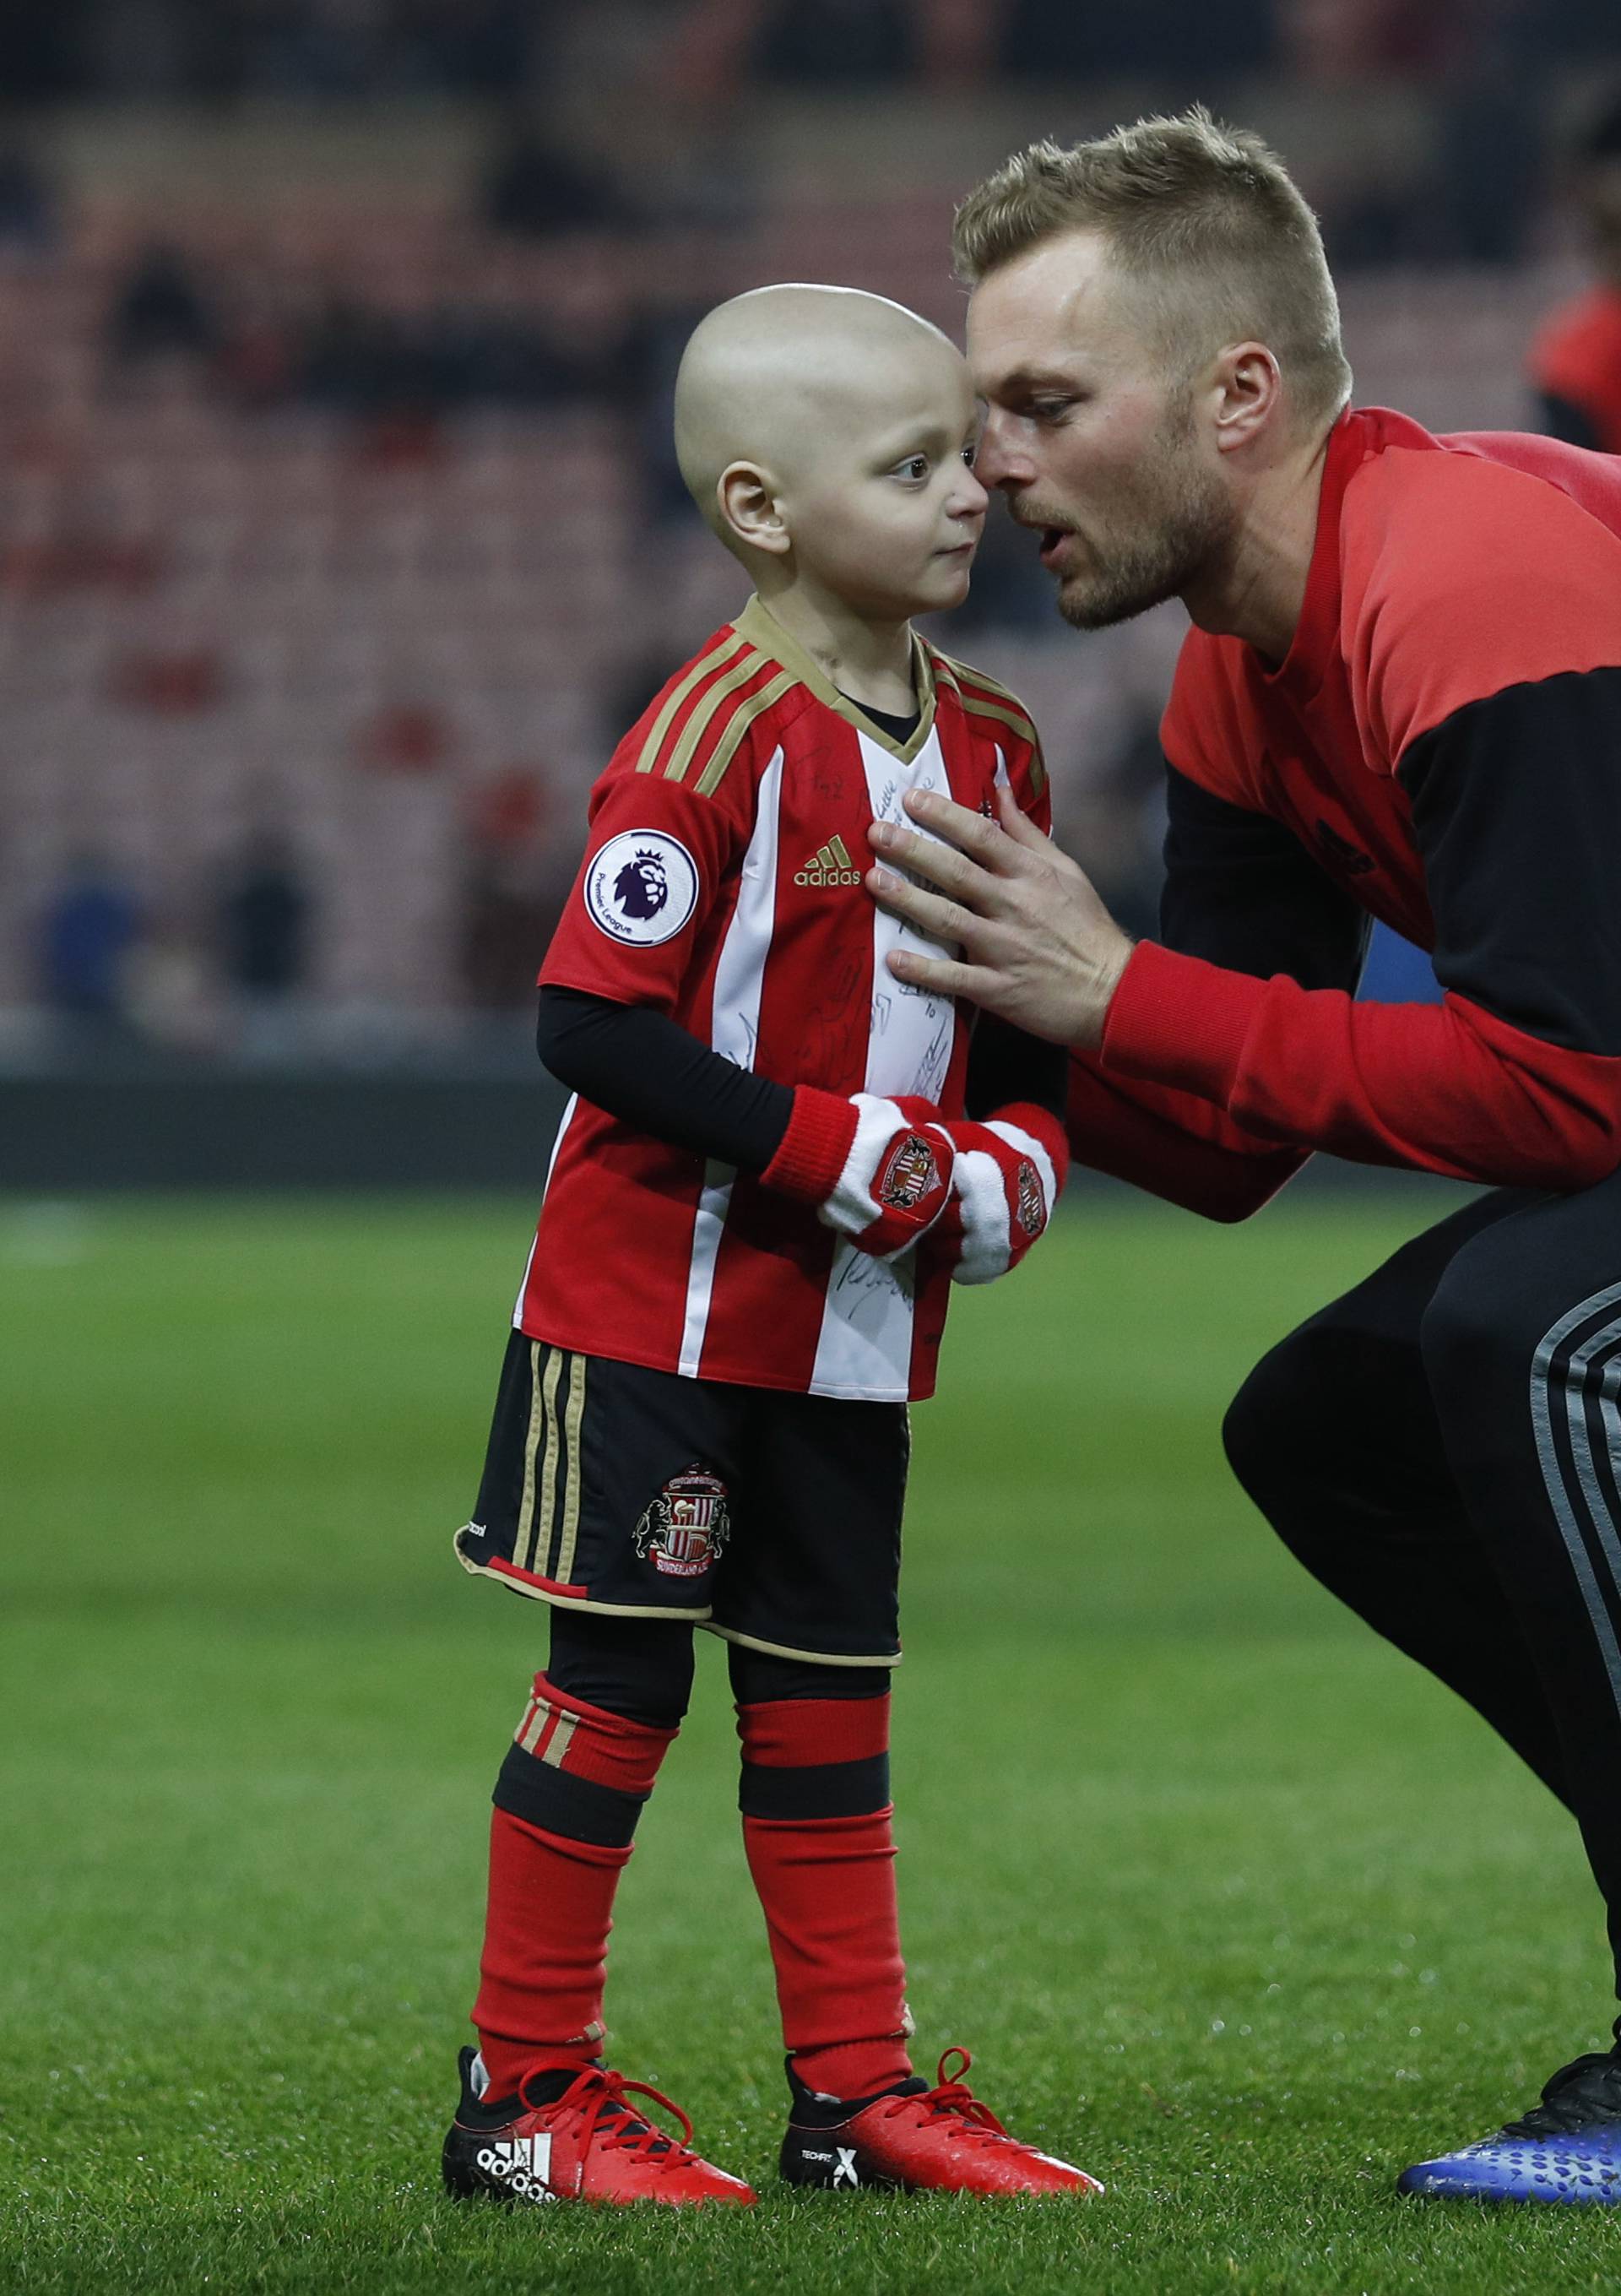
[{"xmin": 953, "ymin": 108, "xmax": 1352, "ymax": 430}]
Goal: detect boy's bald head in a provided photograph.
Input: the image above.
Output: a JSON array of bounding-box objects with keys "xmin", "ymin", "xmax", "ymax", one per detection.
[{"xmin": 674, "ymin": 285, "xmax": 965, "ymax": 551}]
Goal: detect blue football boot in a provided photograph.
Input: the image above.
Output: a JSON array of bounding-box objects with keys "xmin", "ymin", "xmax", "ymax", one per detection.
[{"xmin": 1398, "ymin": 2049, "xmax": 1621, "ymax": 2203}]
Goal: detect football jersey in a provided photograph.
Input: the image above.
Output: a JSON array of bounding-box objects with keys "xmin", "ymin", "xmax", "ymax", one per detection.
[{"xmin": 518, "ymin": 594, "xmax": 1049, "ymax": 1403}]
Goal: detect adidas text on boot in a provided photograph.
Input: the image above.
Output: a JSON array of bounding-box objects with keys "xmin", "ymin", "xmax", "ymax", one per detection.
[{"xmin": 442, "ymin": 2046, "xmax": 756, "ymax": 2206}]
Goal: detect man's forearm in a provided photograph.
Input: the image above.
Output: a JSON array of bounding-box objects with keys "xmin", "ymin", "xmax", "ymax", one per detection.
[
  {"xmin": 1100, "ymin": 942, "xmax": 1621, "ymax": 1191},
  {"xmin": 1066, "ymin": 1050, "xmax": 1307, "ymax": 1221}
]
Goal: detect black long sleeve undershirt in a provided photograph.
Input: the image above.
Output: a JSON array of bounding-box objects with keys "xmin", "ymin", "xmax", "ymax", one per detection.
[{"xmin": 536, "ymin": 985, "xmax": 1067, "ymax": 1174}]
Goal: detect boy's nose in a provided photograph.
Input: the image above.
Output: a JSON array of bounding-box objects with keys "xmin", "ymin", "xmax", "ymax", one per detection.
[{"xmin": 951, "ymin": 465, "xmax": 991, "ymax": 518}]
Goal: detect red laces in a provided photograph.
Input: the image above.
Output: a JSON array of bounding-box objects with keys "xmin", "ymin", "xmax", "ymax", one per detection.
[
  {"xmin": 548, "ymin": 2066, "xmax": 700, "ymax": 2169},
  {"xmin": 882, "ymin": 2048, "xmax": 1011, "ymax": 2144}
]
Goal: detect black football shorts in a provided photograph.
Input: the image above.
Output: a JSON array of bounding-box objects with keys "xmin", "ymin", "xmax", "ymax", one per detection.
[{"xmin": 453, "ymin": 1333, "xmax": 909, "ymax": 1666}]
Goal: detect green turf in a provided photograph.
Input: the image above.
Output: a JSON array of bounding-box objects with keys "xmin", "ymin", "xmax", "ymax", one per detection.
[{"xmin": 4, "ymin": 1190, "xmax": 1620, "ymax": 2294}]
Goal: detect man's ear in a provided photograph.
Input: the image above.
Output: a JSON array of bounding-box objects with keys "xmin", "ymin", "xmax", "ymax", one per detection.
[
  {"xmin": 717, "ymin": 460, "xmax": 790, "ymax": 556},
  {"xmin": 1209, "ymin": 342, "xmax": 1282, "ymax": 455}
]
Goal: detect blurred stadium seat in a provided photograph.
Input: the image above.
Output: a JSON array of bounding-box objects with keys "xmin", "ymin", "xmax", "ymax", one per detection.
[{"xmin": 0, "ymin": 90, "xmax": 1593, "ymax": 1047}]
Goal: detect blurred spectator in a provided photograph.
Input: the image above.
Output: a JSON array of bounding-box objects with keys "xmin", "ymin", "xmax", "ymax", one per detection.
[
  {"xmin": 0, "ymin": 131, "xmax": 57, "ymax": 257},
  {"xmin": 1063, "ymin": 708, "xmax": 1171, "ymax": 947},
  {"xmin": 0, "ymin": 0, "xmax": 91, "ymax": 100},
  {"xmin": 107, "ymin": 242, "xmax": 219, "ymax": 367},
  {"xmin": 1279, "ymin": 0, "xmax": 1459, "ymax": 79},
  {"xmin": 944, "ymin": 508, "xmax": 1055, "ymax": 636},
  {"xmin": 479, "ymin": 111, "xmax": 632, "ymax": 240},
  {"xmin": 1432, "ymin": 7, "xmax": 1544, "ymax": 265},
  {"xmin": 214, "ymin": 264, "xmax": 304, "ymax": 409},
  {"xmin": 401, "ymin": 0, "xmax": 539, "ymax": 95},
  {"xmin": 752, "ymin": 0, "xmax": 915, "ymax": 84},
  {"xmin": 218, "ymin": 833, "xmax": 312, "ymax": 1058},
  {"xmin": 914, "ymin": 0, "xmax": 1002, "ymax": 90},
  {"xmin": 37, "ymin": 853, "xmax": 142, "ymax": 1035},
  {"xmin": 627, "ymin": 297, "xmax": 719, "ymax": 524},
  {"xmin": 460, "ymin": 772, "xmax": 567, "ymax": 1012},
  {"xmin": 1531, "ymin": 93, "xmax": 1621, "ymax": 452},
  {"xmin": 600, "ymin": 653, "xmax": 687, "ymax": 746},
  {"xmin": 353, "ymin": 702, "xmax": 455, "ymax": 774},
  {"xmin": 110, "ymin": 644, "xmax": 228, "ymax": 714},
  {"xmin": 999, "ymin": 0, "xmax": 1274, "ymax": 79},
  {"xmin": 219, "ymin": 833, "xmax": 310, "ymax": 998},
  {"xmin": 302, "ymin": 290, "xmax": 409, "ymax": 414},
  {"xmin": 215, "ymin": 268, "xmax": 641, "ymax": 423},
  {"xmin": 239, "ymin": 0, "xmax": 382, "ymax": 100}
]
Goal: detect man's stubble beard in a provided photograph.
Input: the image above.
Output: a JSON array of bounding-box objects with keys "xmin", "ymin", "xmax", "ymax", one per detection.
[{"xmin": 1055, "ymin": 408, "xmax": 1237, "ymax": 632}]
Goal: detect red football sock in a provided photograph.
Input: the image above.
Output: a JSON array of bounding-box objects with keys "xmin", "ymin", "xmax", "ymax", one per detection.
[
  {"xmin": 473, "ymin": 1672, "xmax": 677, "ymax": 2096},
  {"xmin": 739, "ymin": 1694, "xmax": 913, "ymax": 2101}
]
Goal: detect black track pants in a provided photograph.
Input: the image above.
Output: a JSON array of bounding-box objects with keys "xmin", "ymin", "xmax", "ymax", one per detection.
[{"xmin": 1224, "ymin": 1174, "xmax": 1621, "ymax": 2001}]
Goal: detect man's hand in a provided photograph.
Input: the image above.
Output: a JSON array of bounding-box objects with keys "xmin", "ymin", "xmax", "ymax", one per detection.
[{"xmin": 866, "ymin": 786, "xmax": 1134, "ymax": 1050}]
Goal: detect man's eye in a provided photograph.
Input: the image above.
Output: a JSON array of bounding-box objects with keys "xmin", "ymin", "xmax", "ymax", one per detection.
[{"xmin": 1030, "ymin": 399, "xmax": 1075, "ymax": 422}]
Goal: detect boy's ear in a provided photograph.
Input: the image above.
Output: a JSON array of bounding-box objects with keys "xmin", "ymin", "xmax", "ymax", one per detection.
[{"xmin": 717, "ymin": 460, "xmax": 790, "ymax": 556}]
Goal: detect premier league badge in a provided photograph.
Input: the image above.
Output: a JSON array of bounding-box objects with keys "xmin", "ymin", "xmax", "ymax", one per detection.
[
  {"xmin": 633, "ymin": 1466, "xmax": 731, "ymax": 1579},
  {"xmin": 583, "ymin": 828, "xmax": 699, "ymax": 947}
]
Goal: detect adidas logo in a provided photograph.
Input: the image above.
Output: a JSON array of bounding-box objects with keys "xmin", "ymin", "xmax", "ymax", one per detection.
[
  {"xmin": 795, "ymin": 835, "xmax": 861, "ymax": 887},
  {"xmin": 476, "ymin": 2132, "xmax": 558, "ymax": 2201}
]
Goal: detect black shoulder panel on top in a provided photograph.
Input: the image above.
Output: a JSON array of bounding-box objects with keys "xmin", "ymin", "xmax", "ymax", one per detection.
[
  {"xmin": 1397, "ymin": 666, "xmax": 1621, "ymax": 1056},
  {"xmin": 1160, "ymin": 765, "xmax": 1371, "ymax": 992}
]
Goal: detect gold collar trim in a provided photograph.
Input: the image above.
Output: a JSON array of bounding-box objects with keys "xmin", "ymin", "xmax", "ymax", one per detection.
[{"xmin": 732, "ymin": 595, "xmax": 938, "ymax": 764}]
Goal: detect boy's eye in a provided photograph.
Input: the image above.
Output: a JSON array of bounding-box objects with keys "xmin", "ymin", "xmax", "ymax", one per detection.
[
  {"xmin": 894, "ymin": 454, "xmax": 930, "ymax": 481},
  {"xmin": 960, "ymin": 444, "xmax": 978, "ymax": 467}
]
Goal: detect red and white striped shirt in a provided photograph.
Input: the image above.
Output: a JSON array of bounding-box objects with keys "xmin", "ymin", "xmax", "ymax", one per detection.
[{"xmin": 518, "ymin": 594, "xmax": 1048, "ymax": 1402}]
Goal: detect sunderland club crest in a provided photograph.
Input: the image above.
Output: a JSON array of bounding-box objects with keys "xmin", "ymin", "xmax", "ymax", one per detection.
[
  {"xmin": 876, "ymin": 1132, "xmax": 940, "ymax": 1211},
  {"xmin": 634, "ymin": 1466, "xmax": 731, "ymax": 1579},
  {"xmin": 1015, "ymin": 1157, "xmax": 1046, "ymax": 1237}
]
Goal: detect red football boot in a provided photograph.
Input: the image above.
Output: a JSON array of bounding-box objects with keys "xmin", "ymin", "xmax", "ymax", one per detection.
[
  {"xmin": 442, "ymin": 2047, "xmax": 756, "ymax": 2206},
  {"xmin": 778, "ymin": 2047, "xmax": 1103, "ymax": 2196}
]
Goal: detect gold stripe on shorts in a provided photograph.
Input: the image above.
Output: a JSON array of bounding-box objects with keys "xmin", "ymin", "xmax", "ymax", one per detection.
[
  {"xmin": 512, "ymin": 1341, "xmax": 546, "ymax": 1574},
  {"xmin": 529, "ymin": 1345, "xmax": 565, "ymax": 1577},
  {"xmin": 551, "ymin": 1354, "xmax": 588, "ymax": 1588}
]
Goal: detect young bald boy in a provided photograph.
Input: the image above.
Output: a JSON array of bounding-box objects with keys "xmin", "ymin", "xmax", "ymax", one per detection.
[{"xmin": 442, "ymin": 285, "xmax": 1100, "ymax": 2206}]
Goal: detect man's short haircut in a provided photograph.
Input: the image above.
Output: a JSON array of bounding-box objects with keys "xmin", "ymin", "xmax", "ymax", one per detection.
[{"xmin": 953, "ymin": 107, "xmax": 1353, "ymax": 431}]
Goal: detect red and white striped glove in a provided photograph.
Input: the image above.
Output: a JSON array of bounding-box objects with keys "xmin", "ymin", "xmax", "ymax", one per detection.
[
  {"xmin": 760, "ymin": 1088, "xmax": 956, "ymax": 1260},
  {"xmin": 931, "ymin": 1102, "xmax": 1068, "ymax": 1284}
]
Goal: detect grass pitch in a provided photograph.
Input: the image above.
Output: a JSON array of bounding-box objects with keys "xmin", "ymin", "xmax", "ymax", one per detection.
[{"xmin": 3, "ymin": 1188, "xmax": 1620, "ymax": 2294}]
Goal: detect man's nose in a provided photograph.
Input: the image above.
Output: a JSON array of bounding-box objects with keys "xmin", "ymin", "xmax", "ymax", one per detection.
[{"xmin": 973, "ymin": 410, "xmax": 1033, "ymax": 491}]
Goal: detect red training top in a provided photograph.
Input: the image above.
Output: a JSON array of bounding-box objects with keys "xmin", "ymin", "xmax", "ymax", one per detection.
[{"xmin": 1071, "ymin": 404, "xmax": 1621, "ymax": 1217}]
